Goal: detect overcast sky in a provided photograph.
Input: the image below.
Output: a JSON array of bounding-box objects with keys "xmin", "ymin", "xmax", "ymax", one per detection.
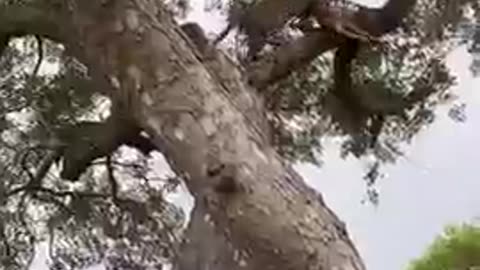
[
  {"xmin": 31, "ymin": 0, "xmax": 480, "ymax": 269},
  {"xmin": 304, "ymin": 46, "xmax": 480, "ymax": 270}
]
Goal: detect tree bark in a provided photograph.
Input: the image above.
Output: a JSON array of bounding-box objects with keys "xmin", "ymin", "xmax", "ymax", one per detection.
[{"xmin": 0, "ymin": 0, "xmax": 366, "ymax": 269}]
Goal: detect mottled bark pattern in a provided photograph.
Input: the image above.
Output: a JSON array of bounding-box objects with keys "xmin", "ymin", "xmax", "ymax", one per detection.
[
  {"xmin": 52, "ymin": 0, "xmax": 366, "ymax": 269},
  {"xmin": 0, "ymin": 0, "xmax": 422, "ymax": 269}
]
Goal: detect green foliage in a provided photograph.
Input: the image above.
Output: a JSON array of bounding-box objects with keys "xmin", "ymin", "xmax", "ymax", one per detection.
[
  {"xmin": 0, "ymin": 34, "xmax": 185, "ymax": 269},
  {"xmin": 408, "ymin": 223, "xmax": 480, "ymax": 270},
  {"xmin": 261, "ymin": 0, "xmax": 477, "ymax": 202}
]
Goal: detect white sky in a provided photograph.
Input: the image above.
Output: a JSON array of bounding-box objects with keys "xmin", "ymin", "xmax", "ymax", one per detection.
[
  {"xmin": 30, "ymin": 0, "xmax": 480, "ymax": 269},
  {"xmin": 304, "ymin": 47, "xmax": 480, "ymax": 270}
]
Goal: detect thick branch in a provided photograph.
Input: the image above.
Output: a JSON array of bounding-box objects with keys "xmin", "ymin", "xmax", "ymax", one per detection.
[
  {"xmin": 248, "ymin": 30, "xmax": 345, "ymax": 89},
  {"xmin": 54, "ymin": 112, "xmax": 154, "ymax": 181},
  {"xmin": 0, "ymin": 1, "xmax": 62, "ymax": 42},
  {"xmin": 1, "ymin": 0, "xmax": 368, "ymax": 269},
  {"xmin": 248, "ymin": 0, "xmax": 417, "ymax": 88},
  {"xmin": 219, "ymin": 0, "xmax": 314, "ymax": 58},
  {"xmin": 49, "ymin": 1, "xmax": 367, "ymax": 269}
]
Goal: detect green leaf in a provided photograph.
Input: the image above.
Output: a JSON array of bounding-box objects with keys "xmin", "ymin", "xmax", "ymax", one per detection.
[{"xmin": 408, "ymin": 223, "xmax": 480, "ymax": 270}]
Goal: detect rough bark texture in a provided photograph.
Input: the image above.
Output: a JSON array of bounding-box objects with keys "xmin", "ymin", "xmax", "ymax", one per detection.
[
  {"xmin": 0, "ymin": 0, "xmax": 413, "ymax": 269},
  {"xmin": 64, "ymin": 1, "xmax": 359, "ymax": 269}
]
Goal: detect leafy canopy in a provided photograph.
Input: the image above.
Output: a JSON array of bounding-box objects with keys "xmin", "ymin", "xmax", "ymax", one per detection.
[{"xmin": 408, "ymin": 222, "xmax": 480, "ymax": 270}]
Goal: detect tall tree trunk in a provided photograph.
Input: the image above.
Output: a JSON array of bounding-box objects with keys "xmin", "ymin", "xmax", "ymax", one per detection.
[{"xmin": 1, "ymin": 0, "xmax": 367, "ymax": 269}]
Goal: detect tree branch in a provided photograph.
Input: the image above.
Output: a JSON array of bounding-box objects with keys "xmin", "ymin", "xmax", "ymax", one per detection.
[
  {"xmin": 247, "ymin": 30, "xmax": 345, "ymax": 89},
  {"xmin": 0, "ymin": 1, "xmax": 62, "ymax": 43},
  {"xmin": 0, "ymin": 0, "xmax": 422, "ymax": 269},
  {"xmin": 247, "ymin": 0, "xmax": 417, "ymax": 88},
  {"xmin": 60, "ymin": 1, "xmax": 364, "ymax": 269},
  {"xmin": 7, "ymin": 147, "xmax": 60, "ymax": 197},
  {"xmin": 54, "ymin": 111, "xmax": 155, "ymax": 181}
]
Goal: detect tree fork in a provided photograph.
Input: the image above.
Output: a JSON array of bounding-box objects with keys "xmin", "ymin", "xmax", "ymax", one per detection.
[{"xmin": 1, "ymin": 0, "xmax": 367, "ymax": 269}]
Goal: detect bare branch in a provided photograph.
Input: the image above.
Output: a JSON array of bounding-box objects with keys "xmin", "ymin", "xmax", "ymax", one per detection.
[
  {"xmin": 105, "ymin": 155, "xmax": 119, "ymax": 202},
  {"xmin": 247, "ymin": 0, "xmax": 417, "ymax": 88},
  {"xmin": 31, "ymin": 35, "xmax": 44, "ymax": 77}
]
